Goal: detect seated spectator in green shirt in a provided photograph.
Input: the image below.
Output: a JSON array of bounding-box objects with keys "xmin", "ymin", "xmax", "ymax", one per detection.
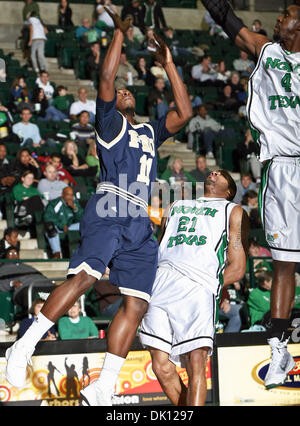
[
  {"xmin": 160, "ymin": 157, "xmax": 197, "ymax": 187},
  {"xmin": 45, "ymin": 86, "xmax": 70, "ymax": 121},
  {"xmin": 247, "ymin": 271, "xmax": 272, "ymax": 326},
  {"xmin": 58, "ymin": 300, "xmax": 99, "ymax": 340},
  {"xmin": 86, "ymin": 140, "xmax": 100, "ymax": 176},
  {"xmin": 12, "ymin": 170, "xmax": 45, "ymax": 227}
]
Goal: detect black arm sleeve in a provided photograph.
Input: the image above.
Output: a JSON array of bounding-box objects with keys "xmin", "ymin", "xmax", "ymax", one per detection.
[{"xmin": 201, "ymin": 0, "xmax": 246, "ymax": 41}]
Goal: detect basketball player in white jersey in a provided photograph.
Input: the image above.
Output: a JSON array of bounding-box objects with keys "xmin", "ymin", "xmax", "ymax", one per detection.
[
  {"xmin": 200, "ymin": 1, "xmax": 300, "ymax": 390},
  {"xmin": 139, "ymin": 170, "xmax": 249, "ymax": 405}
]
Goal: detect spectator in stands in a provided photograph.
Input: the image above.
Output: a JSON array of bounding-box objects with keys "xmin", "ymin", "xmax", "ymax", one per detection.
[
  {"xmin": 121, "ymin": 0, "xmax": 146, "ymax": 35},
  {"xmin": 160, "ymin": 157, "xmax": 196, "ymax": 187},
  {"xmin": 22, "ymin": 0, "xmax": 40, "ymax": 22},
  {"xmin": 233, "ymin": 50, "xmax": 255, "ymax": 78},
  {"xmin": 249, "ymin": 238, "xmax": 271, "ymax": 259},
  {"xmin": 219, "ymin": 286, "xmax": 243, "ymax": 333},
  {"xmin": 150, "ymin": 59, "xmax": 169, "ymax": 83},
  {"xmin": 61, "ymin": 140, "xmax": 91, "ymax": 176},
  {"xmin": 218, "ymin": 84, "xmax": 240, "ymax": 112},
  {"xmin": 187, "ymin": 86, "xmax": 203, "ymax": 111},
  {"xmin": 0, "ymin": 144, "xmax": 17, "ymax": 197},
  {"xmin": 44, "ymin": 186, "xmax": 84, "ymax": 258},
  {"xmin": 241, "ymin": 189, "xmax": 258, "ymax": 215},
  {"xmin": 86, "ymin": 42, "xmax": 103, "ymax": 88},
  {"xmin": 115, "ymin": 51, "xmax": 144, "ymax": 89},
  {"xmin": 252, "ymin": 19, "xmax": 267, "ymax": 36},
  {"xmin": 86, "ymin": 140, "xmax": 100, "ymax": 177},
  {"xmin": 189, "ymin": 155, "xmax": 211, "ymax": 182},
  {"xmin": 14, "ymin": 148, "xmax": 42, "ymax": 181},
  {"xmin": 10, "ymin": 76, "xmax": 32, "ymax": 113},
  {"xmin": 69, "ymin": 87, "xmax": 96, "ymax": 124},
  {"xmin": 0, "ymin": 103, "xmax": 17, "ymax": 144},
  {"xmin": 228, "ymin": 71, "xmax": 243, "ymax": 98},
  {"xmin": 28, "ymin": 11, "xmax": 48, "ymax": 74},
  {"xmin": 247, "ymin": 271, "xmax": 273, "ymax": 327},
  {"xmin": 58, "ymin": 300, "xmax": 98, "ymax": 340},
  {"xmin": 143, "ymin": 0, "xmax": 166, "ymax": 31},
  {"xmin": 162, "ymin": 26, "xmax": 194, "ymax": 60},
  {"xmin": 76, "ymin": 17, "xmax": 102, "ymax": 46},
  {"xmin": 35, "ymin": 71, "xmax": 55, "ymax": 101},
  {"xmin": 58, "ymin": 0, "xmax": 74, "ymax": 27},
  {"xmin": 215, "ymin": 59, "xmax": 231, "ymax": 83},
  {"xmin": 0, "ymin": 228, "xmax": 20, "ymax": 259},
  {"xmin": 70, "ymin": 111, "xmax": 95, "ymax": 150},
  {"xmin": 233, "ymin": 172, "xmax": 257, "ymax": 204},
  {"xmin": 37, "ymin": 163, "xmax": 68, "ymax": 203},
  {"xmin": 124, "ymin": 25, "xmax": 144, "ymax": 57},
  {"xmin": 12, "ymin": 107, "xmax": 46, "ymax": 148},
  {"xmin": 147, "ymin": 77, "xmax": 174, "ymax": 119},
  {"xmin": 95, "ymin": 0, "xmax": 118, "ymax": 30},
  {"xmin": 12, "ymin": 170, "xmax": 44, "ymax": 227},
  {"xmin": 48, "ymin": 152, "xmax": 77, "ymax": 186},
  {"xmin": 18, "ymin": 298, "xmax": 57, "ymax": 340},
  {"xmin": 135, "ymin": 57, "xmax": 155, "ymax": 86},
  {"xmin": 237, "ymin": 128, "xmax": 261, "ymax": 181},
  {"xmin": 191, "ymin": 55, "xmax": 218, "ymax": 84},
  {"xmin": 31, "ymin": 87, "xmax": 49, "ymax": 120},
  {"xmin": 186, "ymin": 104, "xmax": 228, "ymax": 159},
  {"xmin": 45, "ymin": 85, "xmax": 70, "ymax": 122}
]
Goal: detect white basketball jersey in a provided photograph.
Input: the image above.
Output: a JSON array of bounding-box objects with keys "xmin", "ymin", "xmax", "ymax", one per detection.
[
  {"xmin": 247, "ymin": 42, "xmax": 300, "ymax": 162},
  {"xmin": 158, "ymin": 198, "xmax": 236, "ymax": 297}
]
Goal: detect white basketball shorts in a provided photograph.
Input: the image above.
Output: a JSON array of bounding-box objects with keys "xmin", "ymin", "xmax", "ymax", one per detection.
[
  {"xmin": 259, "ymin": 157, "xmax": 300, "ymax": 262},
  {"xmin": 139, "ymin": 265, "xmax": 216, "ymax": 367}
]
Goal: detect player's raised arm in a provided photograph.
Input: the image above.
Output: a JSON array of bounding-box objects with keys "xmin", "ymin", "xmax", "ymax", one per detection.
[
  {"xmin": 150, "ymin": 34, "xmax": 193, "ymax": 134},
  {"xmin": 99, "ymin": 8, "xmax": 131, "ymax": 102},
  {"xmin": 201, "ymin": 0, "xmax": 269, "ymax": 58},
  {"xmin": 223, "ymin": 205, "xmax": 249, "ymax": 286}
]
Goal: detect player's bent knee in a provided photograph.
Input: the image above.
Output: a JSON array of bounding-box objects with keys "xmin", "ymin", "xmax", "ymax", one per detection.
[
  {"xmin": 152, "ymin": 357, "xmax": 176, "ymax": 380},
  {"xmin": 123, "ymin": 295, "xmax": 148, "ymax": 319},
  {"xmin": 189, "ymin": 348, "xmax": 209, "ymax": 371},
  {"xmin": 72, "ymin": 270, "xmax": 97, "ymax": 294}
]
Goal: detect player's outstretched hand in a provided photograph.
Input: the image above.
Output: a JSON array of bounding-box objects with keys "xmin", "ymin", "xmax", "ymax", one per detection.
[
  {"xmin": 104, "ymin": 7, "xmax": 131, "ymax": 34},
  {"xmin": 149, "ymin": 33, "xmax": 173, "ymax": 67}
]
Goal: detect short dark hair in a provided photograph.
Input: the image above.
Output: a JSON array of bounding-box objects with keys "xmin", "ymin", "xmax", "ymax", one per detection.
[
  {"xmin": 219, "ymin": 169, "xmax": 237, "ymax": 201},
  {"xmin": 4, "ymin": 227, "xmax": 18, "ymax": 239},
  {"xmin": 50, "ymin": 152, "xmax": 61, "ymax": 159},
  {"xmin": 257, "ymin": 271, "xmax": 273, "ymax": 286}
]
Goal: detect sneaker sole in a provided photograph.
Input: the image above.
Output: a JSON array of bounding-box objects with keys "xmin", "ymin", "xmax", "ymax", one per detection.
[{"xmin": 265, "ymin": 358, "xmax": 296, "ymax": 390}]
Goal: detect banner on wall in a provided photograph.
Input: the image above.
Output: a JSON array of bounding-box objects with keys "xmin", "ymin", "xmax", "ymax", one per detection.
[
  {"xmin": 0, "ymin": 350, "xmax": 212, "ymax": 406},
  {"xmin": 217, "ymin": 343, "xmax": 300, "ymax": 406}
]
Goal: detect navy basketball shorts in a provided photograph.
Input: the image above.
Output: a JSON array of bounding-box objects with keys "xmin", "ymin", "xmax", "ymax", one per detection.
[{"xmin": 67, "ymin": 193, "xmax": 158, "ymax": 302}]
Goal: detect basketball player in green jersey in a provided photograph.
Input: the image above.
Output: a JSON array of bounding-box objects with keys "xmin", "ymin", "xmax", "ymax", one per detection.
[{"xmin": 200, "ymin": 1, "xmax": 300, "ymax": 389}]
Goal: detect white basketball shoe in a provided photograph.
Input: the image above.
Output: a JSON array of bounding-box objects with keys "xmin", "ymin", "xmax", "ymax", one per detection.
[
  {"xmin": 80, "ymin": 382, "xmax": 113, "ymax": 406},
  {"xmin": 264, "ymin": 337, "xmax": 295, "ymax": 390},
  {"xmin": 5, "ymin": 341, "xmax": 35, "ymax": 388}
]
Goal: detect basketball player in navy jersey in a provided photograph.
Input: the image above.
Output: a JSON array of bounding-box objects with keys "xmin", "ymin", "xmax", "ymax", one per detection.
[{"xmin": 5, "ymin": 10, "xmax": 192, "ymax": 405}]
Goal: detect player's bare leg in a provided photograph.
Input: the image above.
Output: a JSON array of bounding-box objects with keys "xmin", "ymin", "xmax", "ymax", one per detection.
[
  {"xmin": 41, "ymin": 271, "xmax": 96, "ymax": 321},
  {"xmin": 5, "ymin": 271, "xmax": 96, "ymax": 388},
  {"xmin": 184, "ymin": 347, "xmax": 209, "ymax": 406},
  {"xmin": 271, "ymin": 260, "xmax": 296, "ymax": 320},
  {"xmin": 264, "ymin": 260, "xmax": 296, "ymax": 389},
  {"xmin": 106, "ymin": 295, "xmax": 148, "ymax": 358},
  {"xmin": 149, "ymin": 347, "xmax": 187, "ymax": 406}
]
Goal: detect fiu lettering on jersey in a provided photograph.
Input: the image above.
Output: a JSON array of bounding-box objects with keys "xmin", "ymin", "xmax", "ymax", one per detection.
[{"xmin": 265, "ymin": 56, "xmax": 300, "ymax": 110}]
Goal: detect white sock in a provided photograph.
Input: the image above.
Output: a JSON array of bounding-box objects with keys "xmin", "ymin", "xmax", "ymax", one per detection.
[
  {"xmin": 96, "ymin": 352, "xmax": 126, "ymax": 394},
  {"xmin": 17, "ymin": 312, "xmax": 54, "ymax": 349}
]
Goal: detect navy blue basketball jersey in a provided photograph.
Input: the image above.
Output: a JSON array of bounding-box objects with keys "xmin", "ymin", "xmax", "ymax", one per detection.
[{"xmin": 94, "ymin": 94, "xmax": 173, "ymax": 210}]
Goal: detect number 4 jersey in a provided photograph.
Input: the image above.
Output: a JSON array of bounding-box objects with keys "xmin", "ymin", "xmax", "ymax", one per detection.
[
  {"xmin": 247, "ymin": 42, "xmax": 300, "ymax": 162},
  {"xmin": 158, "ymin": 198, "xmax": 237, "ymax": 297}
]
